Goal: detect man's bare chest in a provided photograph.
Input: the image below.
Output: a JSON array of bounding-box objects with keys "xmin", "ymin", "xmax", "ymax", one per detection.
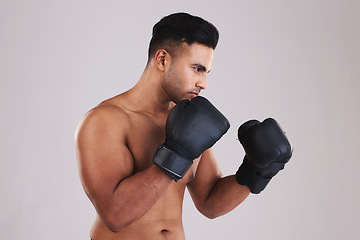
[
  {"xmin": 125, "ymin": 116, "xmax": 167, "ymax": 172},
  {"xmin": 123, "ymin": 111, "xmax": 199, "ymax": 182}
]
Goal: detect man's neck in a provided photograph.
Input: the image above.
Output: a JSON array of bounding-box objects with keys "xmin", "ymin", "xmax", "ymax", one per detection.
[{"xmin": 123, "ymin": 65, "xmax": 174, "ymax": 116}]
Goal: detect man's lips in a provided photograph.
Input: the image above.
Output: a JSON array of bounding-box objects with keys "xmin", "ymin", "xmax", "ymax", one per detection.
[{"xmin": 189, "ymin": 91, "xmax": 200, "ymax": 98}]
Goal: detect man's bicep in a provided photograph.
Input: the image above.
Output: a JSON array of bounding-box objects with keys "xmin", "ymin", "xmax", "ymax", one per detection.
[{"xmin": 75, "ymin": 109, "xmax": 134, "ymax": 204}]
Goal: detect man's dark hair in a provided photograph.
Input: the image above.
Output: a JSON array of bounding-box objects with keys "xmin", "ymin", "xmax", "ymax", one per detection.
[{"xmin": 148, "ymin": 12, "xmax": 219, "ymax": 61}]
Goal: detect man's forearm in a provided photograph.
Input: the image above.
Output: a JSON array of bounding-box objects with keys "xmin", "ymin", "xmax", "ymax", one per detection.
[
  {"xmin": 99, "ymin": 165, "xmax": 172, "ymax": 232},
  {"xmin": 203, "ymin": 175, "xmax": 250, "ymax": 219}
]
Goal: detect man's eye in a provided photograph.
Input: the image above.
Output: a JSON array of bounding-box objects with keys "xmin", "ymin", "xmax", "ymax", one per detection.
[{"xmin": 194, "ymin": 68, "xmax": 200, "ymax": 72}]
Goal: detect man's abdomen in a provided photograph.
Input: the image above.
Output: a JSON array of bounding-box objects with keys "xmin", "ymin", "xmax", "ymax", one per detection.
[
  {"xmin": 90, "ymin": 183, "xmax": 187, "ymax": 240},
  {"xmin": 90, "ymin": 215, "xmax": 185, "ymax": 240}
]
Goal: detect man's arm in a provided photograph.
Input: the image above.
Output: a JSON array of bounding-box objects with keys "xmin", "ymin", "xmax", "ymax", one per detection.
[
  {"xmin": 75, "ymin": 106, "xmax": 172, "ymax": 232},
  {"xmin": 188, "ymin": 118, "xmax": 293, "ymax": 218},
  {"xmin": 187, "ymin": 149, "xmax": 250, "ymax": 219}
]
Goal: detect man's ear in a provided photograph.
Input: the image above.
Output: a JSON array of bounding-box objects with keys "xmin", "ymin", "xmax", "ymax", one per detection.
[{"xmin": 154, "ymin": 49, "xmax": 170, "ymax": 72}]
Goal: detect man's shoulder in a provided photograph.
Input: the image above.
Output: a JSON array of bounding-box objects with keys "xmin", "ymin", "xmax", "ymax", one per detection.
[
  {"xmin": 77, "ymin": 97, "xmax": 131, "ymax": 137},
  {"xmin": 89, "ymin": 101, "xmax": 128, "ymax": 121}
]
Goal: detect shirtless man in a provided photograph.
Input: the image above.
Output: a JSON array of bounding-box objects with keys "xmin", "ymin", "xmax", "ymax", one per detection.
[{"xmin": 75, "ymin": 12, "xmax": 292, "ymax": 240}]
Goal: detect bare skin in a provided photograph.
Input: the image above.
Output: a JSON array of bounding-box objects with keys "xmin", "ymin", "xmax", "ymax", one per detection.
[{"xmin": 75, "ymin": 43, "xmax": 250, "ymax": 240}]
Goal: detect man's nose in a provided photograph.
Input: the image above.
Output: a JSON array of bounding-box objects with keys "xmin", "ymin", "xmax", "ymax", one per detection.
[{"xmin": 196, "ymin": 75, "xmax": 207, "ymax": 90}]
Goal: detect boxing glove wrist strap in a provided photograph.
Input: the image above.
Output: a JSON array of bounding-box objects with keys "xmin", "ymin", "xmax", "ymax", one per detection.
[
  {"xmin": 153, "ymin": 144, "xmax": 193, "ymax": 182},
  {"xmin": 235, "ymin": 159, "xmax": 272, "ymax": 194}
]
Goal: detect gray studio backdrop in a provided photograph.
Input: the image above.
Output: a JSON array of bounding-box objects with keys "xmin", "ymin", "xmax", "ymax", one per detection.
[{"xmin": 1, "ymin": 0, "xmax": 359, "ymax": 239}]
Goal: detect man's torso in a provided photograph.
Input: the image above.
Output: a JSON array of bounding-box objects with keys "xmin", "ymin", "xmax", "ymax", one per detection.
[{"xmin": 89, "ymin": 94, "xmax": 200, "ymax": 240}]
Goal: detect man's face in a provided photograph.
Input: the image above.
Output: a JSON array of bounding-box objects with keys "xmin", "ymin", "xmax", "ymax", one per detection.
[{"xmin": 162, "ymin": 43, "xmax": 214, "ymax": 103}]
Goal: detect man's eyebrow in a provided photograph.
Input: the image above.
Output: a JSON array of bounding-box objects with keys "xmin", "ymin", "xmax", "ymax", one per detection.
[{"xmin": 192, "ymin": 64, "xmax": 211, "ymax": 73}]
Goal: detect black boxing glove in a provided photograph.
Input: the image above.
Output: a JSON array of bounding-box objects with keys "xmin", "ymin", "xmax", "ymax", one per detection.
[
  {"xmin": 235, "ymin": 118, "xmax": 292, "ymax": 194},
  {"xmin": 153, "ymin": 96, "xmax": 230, "ymax": 181}
]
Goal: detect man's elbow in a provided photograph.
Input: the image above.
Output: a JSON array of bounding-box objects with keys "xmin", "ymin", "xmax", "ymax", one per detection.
[
  {"xmin": 205, "ymin": 213, "xmax": 221, "ymax": 220},
  {"xmin": 105, "ymin": 222, "xmax": 124, "ymax": 233},
  {"xmin": 102, "ymin": 212, "xmax": 131, "ymax": 233},
  {"xmin": 200, "ymin": 208, "xmax": 226, "ymax": 220}
]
